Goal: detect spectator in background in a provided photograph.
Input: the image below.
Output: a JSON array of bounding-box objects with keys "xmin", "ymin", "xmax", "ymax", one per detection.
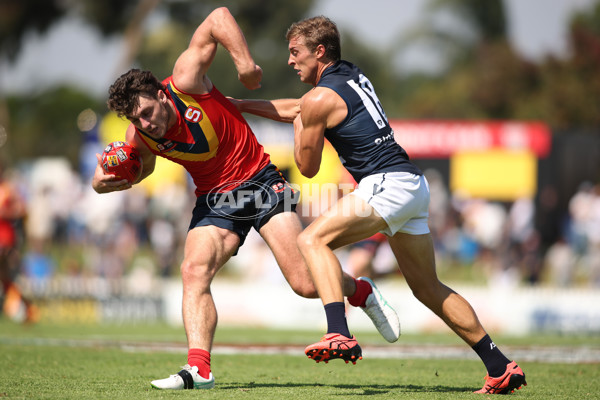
[
  {"xmin": 535, "ymin": 185, "xmax": 563, "ymax": 261},
  {"xmin": 0, "ymin": 162, "xmax": 38, "ymax": 323},
  {"xmin": 507, "ymin": 197, "xmax": 541, "ymax": 285},
  {"xmin": 545, "ymin": 237, "xmax": 577, "ymax": 287},
  {"xmin": 568, "ymin": 182, "xmax": 593, "ymax": 257},
  {"xmin": 585, "ymin": 184, "xmax": 600, "ymax": 285}
]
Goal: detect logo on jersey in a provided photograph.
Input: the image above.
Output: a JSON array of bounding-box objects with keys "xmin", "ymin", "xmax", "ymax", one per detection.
[
  {"xmin": 374, "ymin": 130, "xmax": 395, "ymax": 145},
  {"xmin": 184, "ymin": 106, "xmax": 203, "ymax": 123},
  {"xmin": 272, "ymin": 182, "xmax": 290, "ymax": 193},
  {"xmin": 373, "ymin": 183, "xmax": 385, "ymax": 195},
  {"xmin": 156, "ymin": 140, "xmax": 177, "ymax": 153}
]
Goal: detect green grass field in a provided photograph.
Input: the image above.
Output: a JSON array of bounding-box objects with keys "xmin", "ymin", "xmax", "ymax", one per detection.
[{"xmin": 1, "ymin": 319, "xmax": 599, "ymax": 399}]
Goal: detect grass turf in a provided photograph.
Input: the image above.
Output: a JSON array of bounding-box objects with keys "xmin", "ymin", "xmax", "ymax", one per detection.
[{"xmin": 1, "ymin": 320, "xmax": 599, "ymax": 399}]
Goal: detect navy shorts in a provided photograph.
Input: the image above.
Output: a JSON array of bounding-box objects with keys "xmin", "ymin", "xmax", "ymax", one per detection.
[{"xmin": 189, "ymin": 163, "xmax": 299, "ymax": 249}]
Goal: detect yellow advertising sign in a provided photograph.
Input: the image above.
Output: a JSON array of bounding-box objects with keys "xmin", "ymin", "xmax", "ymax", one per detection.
[{"xmin": 450, "ymin": 150, "xmax": 537, "ymax": 200}]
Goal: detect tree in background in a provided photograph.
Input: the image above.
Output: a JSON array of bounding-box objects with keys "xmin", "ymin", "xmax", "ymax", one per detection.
[
  {"xmin": 394, "ymin": 0, "xmax": 537, "ymax": 119},
  {"xmin": 0, "ymin": 0, "xmax": 143, "ymax": 165},
  {"xmin": 524, "ymin": 1, "xmax": 600, "ymax": 131},
  {"xmin": 136, "ymin": 0, "xmax": 315, "ymax": 99},
  {"xmin": 395, "ymin": 0, "xmax": 600, "ymax": 132},
  {"xmin": 0, "ymin": 0, "xmax": 319, "ymax": 166}
]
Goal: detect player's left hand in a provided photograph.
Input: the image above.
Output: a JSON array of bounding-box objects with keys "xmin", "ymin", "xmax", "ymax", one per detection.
[{"xmin": 238, "ymin": 64, "xmax": 262, "ymax": 90}]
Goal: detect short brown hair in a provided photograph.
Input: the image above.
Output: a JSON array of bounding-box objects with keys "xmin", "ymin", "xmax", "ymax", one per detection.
[
  {"xmin": 286, "ymin": 16, "xmax": 341, "ymax": 61},
  {"xmin": 107, "ymin": 69, "xmax": 165, "ymax": 117}
]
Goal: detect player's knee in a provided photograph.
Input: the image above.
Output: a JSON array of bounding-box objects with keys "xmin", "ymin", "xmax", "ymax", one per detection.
[
  {"xmin": 296, "ymin": 230, "xmax": 318, "ymax": 253},
  {"xmin": 291, "ymin": 281, "xmax": 318, "ymax": 298},
  {"xmin": 180, "ymin": 259, "xmax": 214, "ymax": 285}
]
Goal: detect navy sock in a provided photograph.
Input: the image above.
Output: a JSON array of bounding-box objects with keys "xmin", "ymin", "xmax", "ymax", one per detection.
[
  {"xmin": 324, "ymin": 302, "xmax": 352, "ymax": 338},
  {"xmin": 472, "ymin": 334, "xmax": 511, "ymax": 377}
]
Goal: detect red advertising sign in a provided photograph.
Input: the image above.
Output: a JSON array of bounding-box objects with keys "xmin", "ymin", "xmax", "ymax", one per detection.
[{"xmin": 391, "ymin": 120, "xmax": 552, "ymax": 159}]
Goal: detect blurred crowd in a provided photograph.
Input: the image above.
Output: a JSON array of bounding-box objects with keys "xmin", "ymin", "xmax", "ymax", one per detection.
[{"xmin": 1, "ymin": 152, "xmax": 600, "ymax": 315}]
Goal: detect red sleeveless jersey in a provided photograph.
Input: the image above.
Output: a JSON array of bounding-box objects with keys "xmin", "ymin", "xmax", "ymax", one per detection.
[{"xmin": 135, "ymin": 77, "xmax": 270, "ymax": 195}]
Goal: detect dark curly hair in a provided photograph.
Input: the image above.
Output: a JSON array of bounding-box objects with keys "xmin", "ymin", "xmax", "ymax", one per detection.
[{"xmin": 107, "ymin": 69, "xmax": 165, "ymax": 117}]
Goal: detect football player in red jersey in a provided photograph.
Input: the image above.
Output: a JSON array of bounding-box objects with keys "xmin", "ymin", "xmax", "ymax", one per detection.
[{"xmin": 92, "ymin": 7, "xmax": 399, "ymax": 390}]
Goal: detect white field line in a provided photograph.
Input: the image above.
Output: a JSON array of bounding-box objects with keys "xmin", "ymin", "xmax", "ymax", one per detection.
[{"xmin": 2, "ymin": 337, "xmax": 599, "ymax": 364}]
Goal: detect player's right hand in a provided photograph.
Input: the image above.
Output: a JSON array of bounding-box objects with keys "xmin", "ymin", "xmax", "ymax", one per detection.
[
  {"xmin": 91, "ymin": 153, "xmax": 132, "ymax": 194},
  {"xmin": 238, "ymin": 64, "xmax": 262, "ymax": 90}
]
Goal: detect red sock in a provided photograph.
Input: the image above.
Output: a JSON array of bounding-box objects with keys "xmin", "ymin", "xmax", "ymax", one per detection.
[
  {"xmin": 347, "ymin": 278, "xmax": 372, "ymax": 308},
  {"xmin": 188, "ymin": 348, "xmax": 211, "ymax": 379}
]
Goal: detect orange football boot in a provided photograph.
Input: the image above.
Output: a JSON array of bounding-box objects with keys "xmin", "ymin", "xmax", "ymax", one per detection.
[
  {"xmin": 304, "ymin": 333, "xmax": 362, "ymax": 364},
  {"xmin": 474, "ymin": 361, "xmax": 527, "ymax": 394}
]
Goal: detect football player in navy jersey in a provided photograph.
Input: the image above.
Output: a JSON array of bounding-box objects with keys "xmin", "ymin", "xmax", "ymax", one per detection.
[{"xmin": 234, "ymin": 16, "xmax": 526, "ymax": 395}]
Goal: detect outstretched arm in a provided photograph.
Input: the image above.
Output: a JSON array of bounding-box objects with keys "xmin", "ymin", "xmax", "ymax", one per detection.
[
  {"xmin": 229, "ymin": 98, "xmax": 301, "ymax": 123},
  {"xmin": 173, "ymin": 7, "xmax": 262, "ymax": 93}
]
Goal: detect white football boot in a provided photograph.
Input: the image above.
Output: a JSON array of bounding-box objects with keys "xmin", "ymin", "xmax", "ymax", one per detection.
[
  {"xmin": 358, "ymin": 277, "xmax": 401, "ymax": 342},
  {"xmin": 150, "ymin": 364, "xmax": 215, "ymax": 390}
]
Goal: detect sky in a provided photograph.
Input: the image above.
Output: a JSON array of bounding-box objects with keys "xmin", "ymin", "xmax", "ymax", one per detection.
[
  {"xmin": 314, "ymin": 0, "xmax": 595, "ymax": 56},
  {"xmin": 0, "ymin": 0, "xmax": 596, "ymax": 98}
]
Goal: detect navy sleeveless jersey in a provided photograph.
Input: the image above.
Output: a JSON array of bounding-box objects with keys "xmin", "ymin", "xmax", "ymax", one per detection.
[{"xmin": 317, "ymin": 60, "xmax": 422, "ymax": 182}]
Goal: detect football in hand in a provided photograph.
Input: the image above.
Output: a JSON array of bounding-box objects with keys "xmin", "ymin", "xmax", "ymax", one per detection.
[{"xmin": 101, "ymin": 141, "xmax": 142, "ymax": 184}]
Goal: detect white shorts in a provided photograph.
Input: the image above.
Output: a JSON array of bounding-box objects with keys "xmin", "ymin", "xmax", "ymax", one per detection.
[{"xmin": 350, "ymin": 172, "xmax": 430, "ymax": 236}]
